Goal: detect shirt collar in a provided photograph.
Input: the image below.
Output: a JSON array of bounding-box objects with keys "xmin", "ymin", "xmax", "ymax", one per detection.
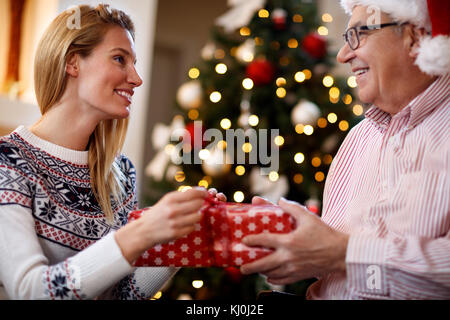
[{"xmin": 365, "ymin": 74, "xmax": 450, "ymax": 132}]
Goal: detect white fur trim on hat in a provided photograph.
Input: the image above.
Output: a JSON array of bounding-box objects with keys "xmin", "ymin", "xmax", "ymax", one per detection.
[
  {"xmin": 340, "ymin": 0, "xmax": 431, "ymax": 31},
  {"xmin": 415, "ymin": 35, "xmax": 450, "ymax": 76}
]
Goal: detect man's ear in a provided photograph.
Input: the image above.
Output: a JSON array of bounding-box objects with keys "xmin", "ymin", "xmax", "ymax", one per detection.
[
  {"xmin": 66, "ymin": 53, "xmax": 79, "ymax": 77},
  {"xmin": 404, "ymin": 25, "xmax": 428, "ymax": 59}
]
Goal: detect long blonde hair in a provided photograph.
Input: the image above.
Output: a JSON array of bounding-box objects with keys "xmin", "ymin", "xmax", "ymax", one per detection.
[{"xmin": 34, "ymin": 4, "xmax": 135, "ymax": 223}]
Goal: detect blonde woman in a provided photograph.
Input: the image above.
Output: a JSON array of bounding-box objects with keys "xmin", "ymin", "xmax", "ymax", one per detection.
[{"xmin": 0, "ymin": 4, "xmax": 223, "ymax": 299}]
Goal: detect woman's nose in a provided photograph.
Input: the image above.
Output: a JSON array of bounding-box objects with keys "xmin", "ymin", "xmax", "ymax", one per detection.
[{"xmin": 129, "ymin": 66, "xmax": 143, "ymax": 87}]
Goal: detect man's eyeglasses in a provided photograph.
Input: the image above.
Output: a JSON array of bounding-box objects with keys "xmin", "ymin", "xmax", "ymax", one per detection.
[{"xmin": 343, "ymin": 23, "xmax": 400, "ymax": 50}]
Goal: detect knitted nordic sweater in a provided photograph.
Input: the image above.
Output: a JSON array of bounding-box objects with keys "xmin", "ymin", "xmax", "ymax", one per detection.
[{"xmin": 0, "ymin": 126, "xmax": 177, "ymax": 299}]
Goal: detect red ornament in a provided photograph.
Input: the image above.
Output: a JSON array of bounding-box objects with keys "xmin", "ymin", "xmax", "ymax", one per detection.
[
  {"xmin": 271, "ymin": 8, "xmax": 287, "ymax": 30},
  {"xmin": 302, "ymin": 32, "xmax": 327, "ymax": 59},
  {"xmin": 245, "ymin": 58, "xmax": 276, "ymax": 86},
  {"xmin": 184, "ymin": 122, "xmax": 205, "ymax": 149}
]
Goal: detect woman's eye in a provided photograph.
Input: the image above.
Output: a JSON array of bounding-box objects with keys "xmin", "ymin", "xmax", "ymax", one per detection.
[{"xmin": 114, "ymin": 56, "xmax": 125, "ymax": 64}]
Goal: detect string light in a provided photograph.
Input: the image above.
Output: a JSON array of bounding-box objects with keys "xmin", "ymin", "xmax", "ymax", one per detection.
[
  {"xmin": 234, "ymin": 191, "xmax": 245, "ymax": 203},
  {"xmin": 276, "ymin": 77, "xmax": 287, "ymax": 86},
  {"xmin": 339, "ymin": 120, "xmax": 350, "ymax": 131},
  {"xmin": 327, "ymin": 113, "xmax": 338, "ymax": 123},
  {"xmin": 174, "ymin": 171, "xmax": 186, "ymax": 182},
  {"xmin": 295, "ymin": 71, "xmax": 306, "ymax": 83},
  {"xmin": 192, "ymin": 280, "xmax": 204, "ymax": 289},
  {"xmin": 293, "ymin": 14, "xmax": 303, "ymax": 23},
  {"xmin": 347, "ymin": 76, "xmax": 357, "ymax": 88},
  {"xmin": 353, "ymin": 104, "xmax": 364, "ymax": 116},
  {"xmin": 343, "ymin": 94, "xmax": 353, "ymax": 105},
  {"xmin": 220, "ymin": 118, "xmax": 232, "ymax": 130},
  {"xmin": 276, "ymin": 87, "xmax": 287, "ymax": 98},
  {"xmin": 323, "ymin": 154, "xmax": 333, "ymax": 165},
  {"xmin": 248, "ymin": 115, "xmax": 259, "ymax": 126},
  {"xmin": 214, "ymin": 49, "xmax": 225, "ymax": 59},
  {"xmin": 235, "ymin": 165, "xmax": 245, "ymax": 176},
  {"xmin": 151, "ymin": 291, "xmax": 162, "ymax": 300},
  {"xmin": 240, "ymin": 27, "xmax": 251, "ymax": 36},
  {"xmin": 304, "ymin": 125, "xmax": 314, "ymax": 135},
  {"xmin": 311, "ymin": 157, "xmax": 322, "ymax": 167},
  {"xmin": 215, "ymin": 63, "xmax": 227, "ymax": 74},
  {"xmin": 318, "ymin": 26, "xmax": 329, "ymax": 36},
  {"xmin": 269, "ymin": 171, "xmax": 279, "ymax": 182},
  {"xmin": 323, "ymin": 75, "xmax": 334, "ymax": 87},
  {"xmin": 188, "ymin": 109, "xmax": 199, "ymax": 120},
  {"xmin": 188, "ymin": 68, "xmax": 200, "ymax": 79},
  {"xmin": 322, "ymin": 13, "xmax": 333, "ymax": 23},
  {"xmin": 198, "ymin": 180, "xmax": 209, "ymax": 188},
  {"xmin": 199, "ymin": 149, "xmax": 210, "ymax": 160},
  {"xmin": 293, "ymin": 173, "xmax": 303, "ymax": 184},
  {"xmin": 274, "ymin": 135, "xmax": 285, "ymax": 146},
  {"xmin": 317, "ymin": 117, "xmax": 327, "ymax": 128},
  {"xmin": 315, "ymin": 171, "xmax": 325, "ymax": 182},
  {"xmin": 288, "ymin": 38, "xmax": 298, "ymax": 48},
  {"xmin": 217, "ymin": 140, "xmax": 227, "ymax": 150},
  {"xmin": 242, "ymin": 78, "xmax": 254, "ymax": 90},
  {"xmin": 210, "ymin": 91, "xmax": 222, "ymax": 103},
  {"xmin": 329, "ymin": 87, "xmax": 340, "ymax": 100},
  {"xmin": 242, "ymin": 143, "xmax": 252, "ymax": 153},
  {"xmin": 178, "ymin": 186, "xmax": 192, "ymax": 192},
  {"xmin": 303, "ymin": 69, "xmax": 312, "ymax": 79},
  {"xmin": 294, "ymin": 152, "xmax": 305, "ymax": 164},
  {"xmin": 295, "ymin": 124, "xmax": 304, "ymax": 134},
  {"xmin": 258, "ymin": 9, "xmax": 269, "ymax": 18}
]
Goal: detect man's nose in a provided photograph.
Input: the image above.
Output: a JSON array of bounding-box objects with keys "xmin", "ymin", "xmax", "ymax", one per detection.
[{"xmin": 336, "ymin": 42, "xmax": 356, "ymax": 64}]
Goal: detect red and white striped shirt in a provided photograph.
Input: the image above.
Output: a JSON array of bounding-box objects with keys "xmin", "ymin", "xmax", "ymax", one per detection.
[{"xmin": 308, "ymin": 74, "xmax": 450, "ymax": 299}]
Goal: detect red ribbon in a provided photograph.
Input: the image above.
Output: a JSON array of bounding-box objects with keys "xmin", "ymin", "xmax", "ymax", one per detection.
[{"xmin": 200, "ymin": 194, "xmax": 233, "ymax": 266}]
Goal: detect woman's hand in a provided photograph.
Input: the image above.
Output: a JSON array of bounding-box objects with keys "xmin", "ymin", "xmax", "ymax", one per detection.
[
  {"xmin": 115, "ymin": 187, "xmax": 208, "ymax": 264},
  {"xmin": 208, "ymin": 188, "xmax": 227, "ymax": 202}
]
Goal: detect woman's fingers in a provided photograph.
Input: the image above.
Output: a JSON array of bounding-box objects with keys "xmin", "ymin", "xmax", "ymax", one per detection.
[
  {"xmin": 172, "ymin": 211, "xmax": 203, "ymax": 228},
  {"xmin": 168, "ymin": 198, "xmax": 205, "ymax": 217},
  {"xmin": 166, "ymin": 187, "xmax": 208, "ymax": 203}
]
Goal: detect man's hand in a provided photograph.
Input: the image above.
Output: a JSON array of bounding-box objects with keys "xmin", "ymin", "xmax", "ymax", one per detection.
[{"xmin": 240, "ymin": 197, "xmax": 349, "ymax": 285}]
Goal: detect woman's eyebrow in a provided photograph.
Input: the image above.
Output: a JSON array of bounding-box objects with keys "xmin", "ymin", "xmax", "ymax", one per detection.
[{"xmin": 110, "ymin": 47, "xmax": 137, "ymax": 64}]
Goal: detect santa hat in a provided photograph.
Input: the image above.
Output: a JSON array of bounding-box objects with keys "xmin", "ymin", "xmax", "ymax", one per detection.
[{"xmin": 340, "ymin": 0, "xmax": 450, "ymax": 76}]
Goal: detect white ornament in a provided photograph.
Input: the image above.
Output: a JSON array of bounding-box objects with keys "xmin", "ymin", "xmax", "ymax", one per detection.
[
  {"xmin": 145, "ymin": 116, "xmax": 185, "ymax": 181},
  {"xmin": 216, "ymin": 0, "xmax": 267, "ymax": 33},
  {"xmin": 201, "ymin": 42, "xmax": 216, "ymax": 60},
  {"xmin": 238, "ymin": 111, "xmax": 250, "ymax": 127},
  {"xmin": 235, "ymin": 39, "xmax": 255, "ymax": 64},
  {"xmin": 176, "ymin": 80, "xmax": 203, "ymax": 110},
  {"xmin": 201, "ymin": 148, "xmax": 232, "ymax": 177},
  {"xmin": 291, "ymin": 99, "xmax": 321, "ymax": 126},
  {"xmin": 250, "ymin": 167, "xmax": 289, "ymax": 203}
]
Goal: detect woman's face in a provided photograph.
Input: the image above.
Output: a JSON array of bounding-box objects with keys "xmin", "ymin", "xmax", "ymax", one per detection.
[{"xmin": 75, "ymin": 26, "xmax": 143, "ymax": 120}]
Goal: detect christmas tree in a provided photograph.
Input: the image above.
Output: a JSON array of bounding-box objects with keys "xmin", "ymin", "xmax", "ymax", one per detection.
[{"xmin": 144, "ymin": 0, "xmax": 362, "ymax": 300}]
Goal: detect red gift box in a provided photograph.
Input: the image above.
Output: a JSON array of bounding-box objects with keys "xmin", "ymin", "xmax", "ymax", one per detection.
[{"xmin": 129, "ymin": 196, "xmax": 296, "ymax": 267}]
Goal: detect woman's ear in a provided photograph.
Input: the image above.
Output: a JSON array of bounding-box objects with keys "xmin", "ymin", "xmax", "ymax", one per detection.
[{"xmin": 66, "ymin": 53, "xmax": 79, "ymax": 77}]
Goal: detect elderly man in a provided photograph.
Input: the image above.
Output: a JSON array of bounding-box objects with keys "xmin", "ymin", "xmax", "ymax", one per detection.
[{"xmin": 240, "ymin": 0, "xmax": 449, "ymax": 299}]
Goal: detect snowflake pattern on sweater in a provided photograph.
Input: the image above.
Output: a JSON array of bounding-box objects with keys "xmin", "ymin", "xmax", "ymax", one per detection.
[{"xmin": 0, "ymin": 130, "xmax": 156, "ymax": 300}]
